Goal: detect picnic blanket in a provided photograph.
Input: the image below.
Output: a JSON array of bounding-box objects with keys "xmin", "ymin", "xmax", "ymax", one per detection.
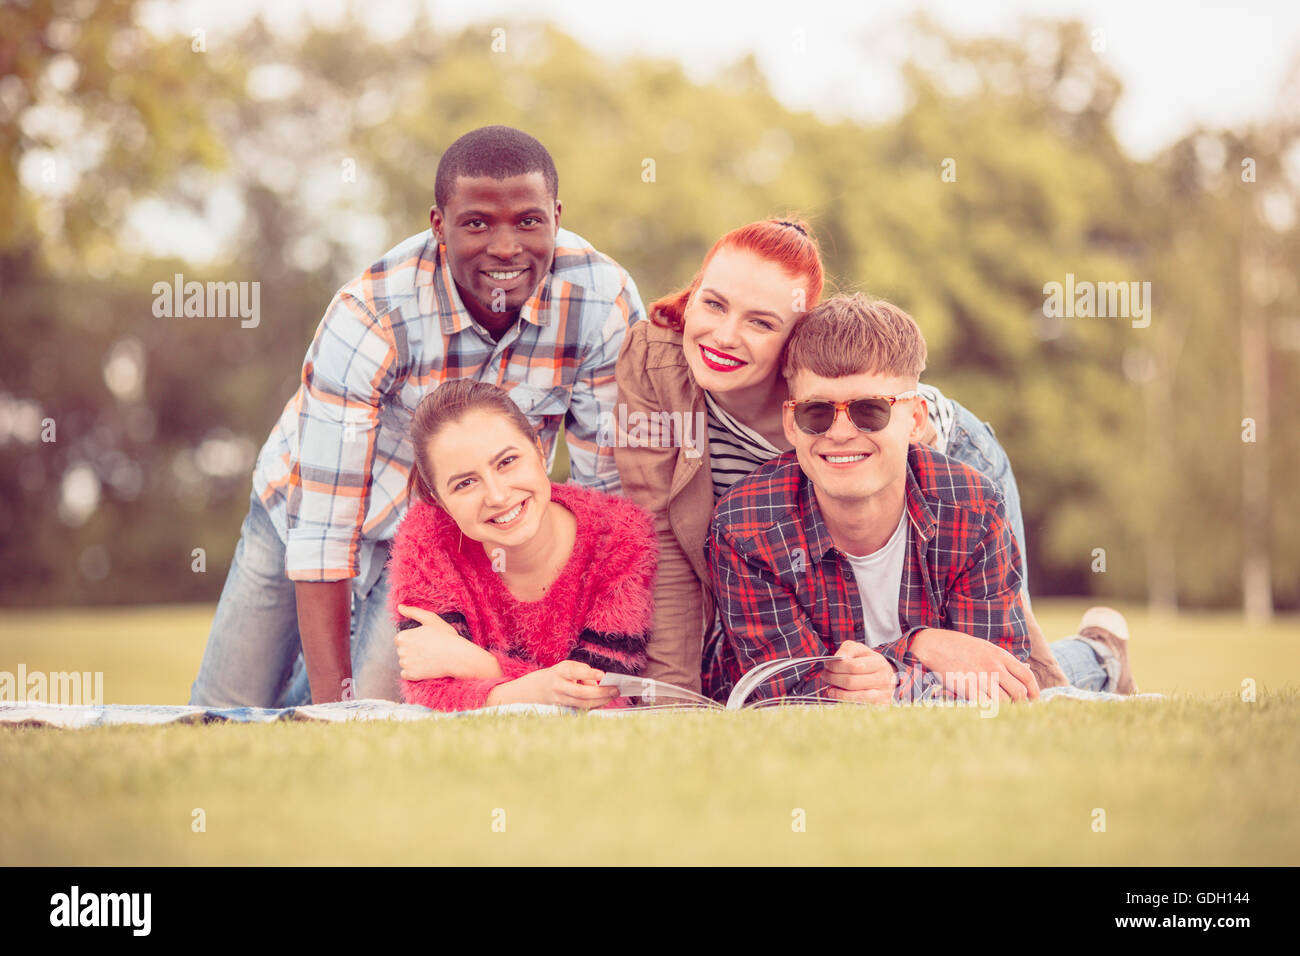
[
  {"xmin": 0, "ymin": 699, "xmax": 555, "ymax": 728},
  {"xmin": 0, "ymin": 685, "xmax": 1157, "ymax": 728}
]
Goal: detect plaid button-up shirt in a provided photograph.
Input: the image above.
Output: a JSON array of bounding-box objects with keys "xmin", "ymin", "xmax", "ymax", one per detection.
[
  {"xmin": 705, "ymin": 444, "xmax": 1029, "ymax": 703},
  {"xmin": 252, "ymin": 228, "xmax": 644, "ymax": 587}
]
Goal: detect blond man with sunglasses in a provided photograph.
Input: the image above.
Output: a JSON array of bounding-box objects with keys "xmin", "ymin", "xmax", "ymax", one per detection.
[{"xmin": 705, "ymin": 293, "xmax": 1137, "ymax": 705}]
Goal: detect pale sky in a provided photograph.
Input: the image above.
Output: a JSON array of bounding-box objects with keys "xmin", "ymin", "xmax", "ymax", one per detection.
[
  {"xmin": 139, "ymin": 0, "xmax": 1300, "ymax": 159},
  {"xmin": 58, "ymin": 0, "xmax": 1294, "ymax": 263}
]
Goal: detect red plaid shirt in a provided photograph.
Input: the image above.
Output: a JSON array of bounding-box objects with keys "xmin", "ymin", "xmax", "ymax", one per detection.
[{"xmin": 705, "ymin": 444, "xmax": 1029, "ymax": 703}]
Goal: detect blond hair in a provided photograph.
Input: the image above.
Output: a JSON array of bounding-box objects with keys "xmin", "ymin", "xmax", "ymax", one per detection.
[{"xmin": 782, "ymin": 293, "xmax": 927, "ymax": 382}]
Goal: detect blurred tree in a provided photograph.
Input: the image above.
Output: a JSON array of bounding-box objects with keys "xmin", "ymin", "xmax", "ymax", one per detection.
[{"xmin": 0, "ymin": 5, "xmax": 1295, "ymax": 613}]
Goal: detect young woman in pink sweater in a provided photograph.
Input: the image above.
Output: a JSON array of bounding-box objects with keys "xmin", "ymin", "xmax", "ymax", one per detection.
[{"xmin": 387, "ymin": 379, "xmax": 656, "ymax": 712}]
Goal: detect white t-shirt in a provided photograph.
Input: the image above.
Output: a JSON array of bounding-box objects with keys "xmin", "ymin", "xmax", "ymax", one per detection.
[{"xmin": 841, "ymin": 510, "xmax": 909, "ymax": 648}]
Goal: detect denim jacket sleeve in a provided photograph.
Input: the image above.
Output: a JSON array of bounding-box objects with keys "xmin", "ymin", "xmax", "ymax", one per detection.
[{"xmin": 943, "ymin": 399, "xmax": 1029, "ymax": 595}]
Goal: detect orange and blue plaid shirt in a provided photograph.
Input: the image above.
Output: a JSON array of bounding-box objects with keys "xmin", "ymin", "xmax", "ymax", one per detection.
[
  {"xmin": 252, "ymin": 228, "xmax": 644, "ymax": 585},
  {"xmin": 705, "ymin": 444, "xmax": 1029, "ymax": 703}
]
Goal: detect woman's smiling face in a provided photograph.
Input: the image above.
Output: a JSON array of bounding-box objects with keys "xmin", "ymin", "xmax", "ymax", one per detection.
[
  {"xmin": 681, "ymin": 246, "xmax": 806, "ymax": 395},
  {"xmin": 426, "ymin": 409, "xmax": 551, "ymax": 550}
]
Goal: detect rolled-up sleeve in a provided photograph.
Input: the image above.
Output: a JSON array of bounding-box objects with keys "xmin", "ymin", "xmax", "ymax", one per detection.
[{"xmin": 285, "ymin": 292, "xmax": 398, "ymax": 581}]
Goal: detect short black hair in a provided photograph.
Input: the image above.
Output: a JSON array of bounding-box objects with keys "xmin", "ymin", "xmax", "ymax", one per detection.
[{"xmin": 434, "ymin": 126, "xmax": 559, "ymax": 210}]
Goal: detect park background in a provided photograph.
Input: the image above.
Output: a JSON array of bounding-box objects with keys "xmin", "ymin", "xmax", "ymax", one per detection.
[
  {"xmin": 1, "ymin": 0, "xmax": 1298, "ymax": 866},
  {"xmin": 2, "ymin": 0, "xmax": 1298, "ymax": 616}
]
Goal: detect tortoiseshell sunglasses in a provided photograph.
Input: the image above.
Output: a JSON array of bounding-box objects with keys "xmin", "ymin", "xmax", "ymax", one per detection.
[{"xmin": 783, "ymin": 391, "xmax": 919, "ymax": 435}]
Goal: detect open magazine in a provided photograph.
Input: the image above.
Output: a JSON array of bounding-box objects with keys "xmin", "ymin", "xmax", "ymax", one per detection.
[{"xmin": 598, "ymin": 655, "xmax": 842, "ymax": 710}]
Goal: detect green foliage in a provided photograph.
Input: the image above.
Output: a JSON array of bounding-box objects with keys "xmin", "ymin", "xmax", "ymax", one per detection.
[{"xmin": 1, "ymin": 6, "xmax": 1296, "ymax": 608}]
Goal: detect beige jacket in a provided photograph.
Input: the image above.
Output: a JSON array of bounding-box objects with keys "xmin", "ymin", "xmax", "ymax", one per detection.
[
  {"xmin": 613, "ymin": 319, "xmax": 1068, "ymax": 694},
  {"xmin": 613, "ymin": 320, "xmax": 715, "ymax": 691}
]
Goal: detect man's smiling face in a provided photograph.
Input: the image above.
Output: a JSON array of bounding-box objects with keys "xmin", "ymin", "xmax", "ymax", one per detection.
[
  {"xmin": 430, "ymin": 172, "xmax": 561, "ymax": 336},
  {"xmin": 783, "ymin": 368, "xmax": 928, "ymax": 506}
]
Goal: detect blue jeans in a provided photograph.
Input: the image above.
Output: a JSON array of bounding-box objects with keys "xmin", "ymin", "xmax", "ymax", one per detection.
[
  {"xmin": 1051, "ymin": 637, "xmax": 1111, "ymax": 692},
  {"xmin": 944, "ymin": 401, "xmax": 1028, "ymax": 594},
  {"xmin": 188, "ymin": 492, "xmax": 402, "ymax": 707}
]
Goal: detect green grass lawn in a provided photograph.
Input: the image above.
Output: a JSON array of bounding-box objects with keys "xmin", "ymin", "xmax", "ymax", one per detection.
[{"xmin": 2, "ymin": 600, "xmax": 1298, "ymax": 865}]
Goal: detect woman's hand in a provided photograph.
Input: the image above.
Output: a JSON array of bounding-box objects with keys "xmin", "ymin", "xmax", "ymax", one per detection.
[
  {"xmin": 484, "ymin": 660, "xmax": 620, "ymax": 710},
  {"xmin": 395, "ymin": 604, "xmax": 504, "ymax": 681}
]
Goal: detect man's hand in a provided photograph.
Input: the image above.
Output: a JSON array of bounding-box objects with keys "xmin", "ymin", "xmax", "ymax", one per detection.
[
  {"xmin": 822, "ymin": 641, "xmax": 897, "ymax": 704},
  {"xmin": 911, "ymin": 627, "xmax": 1040, "ymax": 703},
  {"xmin": 485, "ymin": 660, "xmax": 620, "ymax": 710},
  {"xmin": 395, "ymin": 604, "xmax": 503, "ymax": 681}
]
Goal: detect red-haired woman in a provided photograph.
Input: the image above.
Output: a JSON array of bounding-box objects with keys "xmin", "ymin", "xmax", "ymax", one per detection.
[
  {"xmin": 615, "ymin": 218, "xmax": 824, "ymax": 696},
  {"xmin": 387, "ymin": 379, "xmax": 656, "ymax": 711},
  {"xmin": 615, "ymin": 218, "xmax": 1112, "ymax": 701}
]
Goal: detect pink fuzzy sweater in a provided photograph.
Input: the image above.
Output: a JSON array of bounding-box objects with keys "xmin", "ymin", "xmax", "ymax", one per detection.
[{"xmin": 386, "ymin": 482, "xmax": 657, "ymax": 711}]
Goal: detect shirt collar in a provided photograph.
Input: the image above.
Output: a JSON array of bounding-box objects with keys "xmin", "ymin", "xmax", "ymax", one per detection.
[
  {"xmin": 796, "ymin": 445, "xmax": 938, "ymax": 563},
  {"xmin": 903, "ymin": 445, "xmax": 938, "ymax": 542},
  {"xmin": 800, "ymin": 477, "xmax": 839, "ymax": 564},
  {"xmin": 414, "ymin": 232, "xmax": 555, "ymax": 335}
]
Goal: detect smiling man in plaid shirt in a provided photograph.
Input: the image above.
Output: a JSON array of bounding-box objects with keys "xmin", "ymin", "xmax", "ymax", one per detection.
[
  {"xmin": 190, "ymin": 126, "xmax": 644, "ymax": 707},
  {"xmin": 705, "ymin": 293, "xmax": 1037, "ymax": 705}
]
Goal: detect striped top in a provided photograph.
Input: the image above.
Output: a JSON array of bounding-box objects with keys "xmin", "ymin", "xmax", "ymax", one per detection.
[
  {"xmin": 703, "ymin": 390, "xmax": 784, "ymax": 500},
  {"xmin": 251, "ymin": 228, "xmax": 644, "ymax": 589}
]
